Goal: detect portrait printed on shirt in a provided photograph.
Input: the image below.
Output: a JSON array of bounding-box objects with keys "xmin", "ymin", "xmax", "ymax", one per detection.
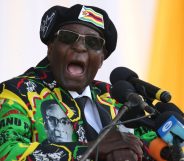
[{"xmin": 41, "ymin": 100, "xmax": 74, "ymax": 143}]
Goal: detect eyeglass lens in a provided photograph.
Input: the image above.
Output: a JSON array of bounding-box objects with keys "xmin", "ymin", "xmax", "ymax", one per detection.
[{"xmin": 56, "ymin": 30, "xmax": 105, "ymax": 50}]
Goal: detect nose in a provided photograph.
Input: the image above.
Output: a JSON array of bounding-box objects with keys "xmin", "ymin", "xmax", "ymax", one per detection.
[{"xmin": 71, "ymin": 36, "xmax": 87, "ymax": 52}]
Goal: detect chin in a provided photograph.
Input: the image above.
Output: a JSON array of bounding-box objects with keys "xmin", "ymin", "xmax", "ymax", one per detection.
[
  {"xmin": 71, "ymin": 86, "xmax": 86, "ymax": 94},
  {"xmin": 60, "ymin": 79, "xmax": 86, "ymax": 90}
]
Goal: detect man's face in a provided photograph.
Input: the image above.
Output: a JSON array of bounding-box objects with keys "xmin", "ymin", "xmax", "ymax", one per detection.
[
  {"xmin": 45, "ymin": 104, "xmax": 73, "ymax": 142},
  {"xmin": 47, "ymin": 24, "xmax": 106, "ymax": 93}
]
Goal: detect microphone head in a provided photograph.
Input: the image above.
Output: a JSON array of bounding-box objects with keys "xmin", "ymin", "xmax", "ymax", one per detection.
[
  {"xmin": 155, "ymin": 111, "xmax": 184, "ymax": 130},
  {"xmin": 155, "ymin": 111, "xmax": 184, "ymax": 144},
  {"xmin": 148, "ymin": 138, "xmax": 169, "ymax": 161},
  {"xmin": 110, "ymin": 80, "xmax": 146, "ymax": 128},
  {"xmin": 110, "ymin": 67, "xmax": 138, "ymax": 85},
  {"xmin": 110, "ymin": 80, "xmax": 136, "ymax": 103}
]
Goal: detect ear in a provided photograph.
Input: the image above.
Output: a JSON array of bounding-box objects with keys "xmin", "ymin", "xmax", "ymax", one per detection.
[{"xmin": 47, "ymin": 43, "xmax": 54, "ymax": 60}]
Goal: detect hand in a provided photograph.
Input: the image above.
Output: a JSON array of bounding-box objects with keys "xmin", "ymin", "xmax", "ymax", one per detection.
[
  {"xmin": 106, "ymin": 149, "xmax": 140, "ymax": 161},
  {"xmin": 89, "ymin": 128, "xmax": 143, "ymax": 161}
]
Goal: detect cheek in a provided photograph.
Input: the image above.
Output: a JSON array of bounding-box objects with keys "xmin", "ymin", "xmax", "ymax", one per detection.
[
  {"xmin": 88, "ymin": 54, "xmax": 104, "ymax": 75},
  {"xmin": 47, "ymin": 44, "xmax": 68, "ymax": 82},
  {"xmin": 94, "ymin": 50, "xmax": 105, "ymax": 67},
  {"xmin": 48, "ymin": 44, "xmax": 67, "ymax": 67},
  {"xmin": 48, "ymin": 41, "xmax": 68, "ymax": 58},
  {"xmin": 94, "ymin": 53, "xmax": 104, "ymax": 69}
]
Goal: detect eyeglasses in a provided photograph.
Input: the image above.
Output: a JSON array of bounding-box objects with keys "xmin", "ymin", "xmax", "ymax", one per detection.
[
  {"xmin": 46, "ymin": 116, "xmax": 71, "ymax": 126},
  {"xmin": 56, "ymin": 29, "xmax": 105, "ymax": 50}
]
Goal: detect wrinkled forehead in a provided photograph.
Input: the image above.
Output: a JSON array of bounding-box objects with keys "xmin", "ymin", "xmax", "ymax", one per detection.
[{"xmin": 46, "ymin": 104, "xmax": 66, "ymax": 118}]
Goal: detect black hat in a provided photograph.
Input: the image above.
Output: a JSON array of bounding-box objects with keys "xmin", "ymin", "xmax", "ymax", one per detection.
[{"xmin": 40, "ymin": 4, "xmax": 117, "ymax": 59}]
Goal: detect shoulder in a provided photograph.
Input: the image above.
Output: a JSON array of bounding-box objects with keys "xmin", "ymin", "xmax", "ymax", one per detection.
[
  {"xmin": 0, "ymin": 67, "xmax": 40, "ymax": 96},
  {"xmin": 0, "ymin": 57, "xmax": 49, "ymax": 92}
]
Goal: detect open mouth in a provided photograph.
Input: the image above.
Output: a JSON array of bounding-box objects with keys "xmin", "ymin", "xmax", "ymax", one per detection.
[{"xmin": 67, "ymin": 62, "xmax": 85, "ymax": 76}]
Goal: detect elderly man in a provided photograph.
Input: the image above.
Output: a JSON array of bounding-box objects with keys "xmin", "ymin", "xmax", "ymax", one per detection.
[{"xmin": 0, "ymin": 4, "xmax": 149, "ymax": 161}]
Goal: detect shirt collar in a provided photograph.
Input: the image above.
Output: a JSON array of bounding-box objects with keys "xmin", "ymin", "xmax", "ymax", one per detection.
[{"xmin": 69, "ymin": 86, "xmax": 92, "ymax": 99}]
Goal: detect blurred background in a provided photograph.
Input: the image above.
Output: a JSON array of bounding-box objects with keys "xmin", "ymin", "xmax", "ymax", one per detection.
[{"xmin": 0, "ymin": 0, "xmax": 183, "ymax": 111}]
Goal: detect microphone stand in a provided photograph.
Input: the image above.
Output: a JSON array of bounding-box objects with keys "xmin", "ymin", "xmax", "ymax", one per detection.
[{"xmin": 80, "ymin": 105, "xmax": 129, "ymax": 161}]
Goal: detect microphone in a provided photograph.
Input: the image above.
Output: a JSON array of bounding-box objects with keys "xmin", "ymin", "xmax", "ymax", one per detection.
[
  {"xmin": 155, "ymin": 102, "xmax": 184, "ymax": 116},
  {"xmin": 110, "ymin": 80, "xmax": 156, "ymax": 128},
  {"xmin": 147, "ymin": 137, "xmax": 171, "ymax": 161},
  {"xmin": 110, "ymin": 67, "xmax": 171, "ymax": 103},
  {"xmin": 155, "ymin": 111, "xmax": 184, "ymax": 161},
  {"xmin": 110, "ymin": 80, "xmax": 155, "ymax": 114},
  {"xmin": 156, "ymin": 111, "xmax": 184, "ymax": 145}
]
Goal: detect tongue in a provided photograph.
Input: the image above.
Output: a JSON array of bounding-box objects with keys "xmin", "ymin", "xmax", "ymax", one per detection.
[{"xmin": 67, "ymin": 64, "xmax": 83, "ymax": 75}]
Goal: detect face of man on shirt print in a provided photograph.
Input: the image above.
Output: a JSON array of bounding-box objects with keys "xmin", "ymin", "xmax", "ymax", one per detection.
[{"xmin": 41, "ymin": 100, "xmax": 73, "ymax": 143}]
